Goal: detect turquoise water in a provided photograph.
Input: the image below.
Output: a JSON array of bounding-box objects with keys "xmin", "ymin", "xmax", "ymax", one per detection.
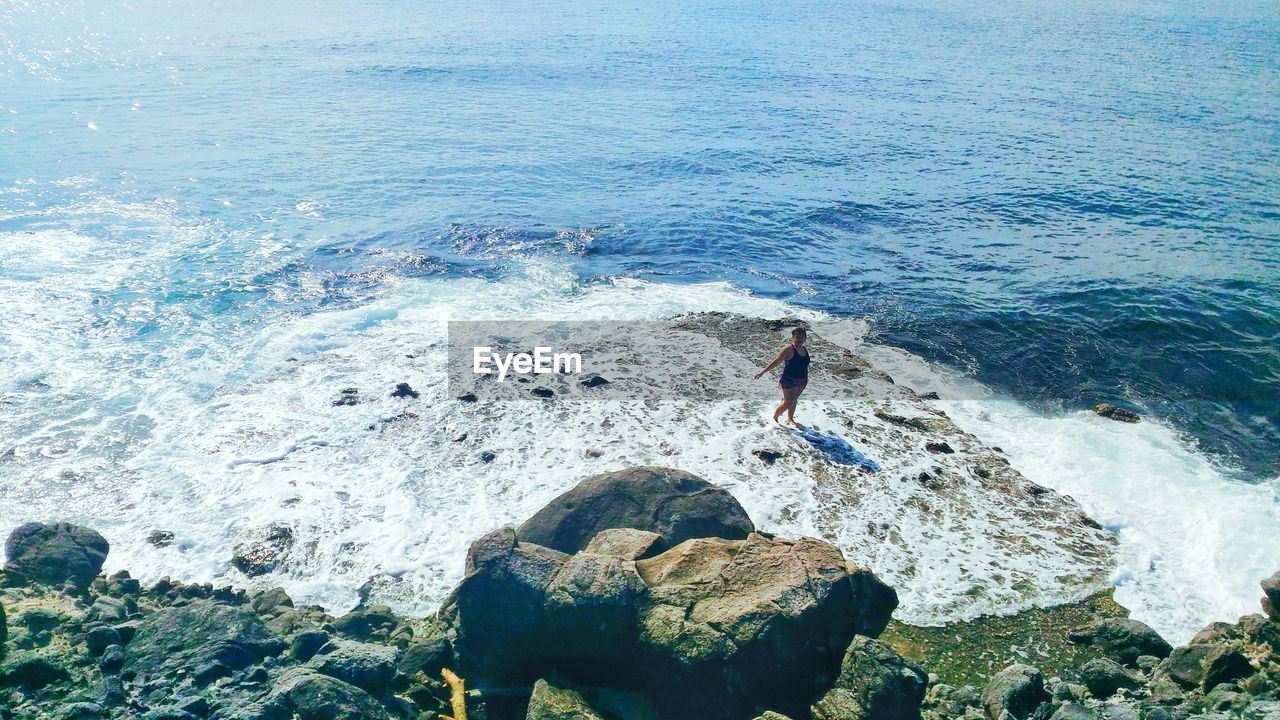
[{"xmin": 1, "ymin": 0, "xmax": 1278, "ymax": 637}]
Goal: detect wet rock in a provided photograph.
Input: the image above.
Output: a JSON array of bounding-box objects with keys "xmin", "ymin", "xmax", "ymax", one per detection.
[
  {"xmin": 920, "ymin": 391, "xmax": 941, "ymax": 400},
  {"xmin": 390, "ymin": 382, "xmax": 419, "ymax": 399},
  {"xmin": 636, "ymin": 532, "xmax": 895, "ymax": 720},
  {"xmin": 251, "ymin": 587, "xmax": 295, "ymax": 615},
  {"xmin": 123, "ymin": 601, "xmax": 287, "ymax": 681},
  {"xmin": 332, "ymin": 605, "xmax": 398, "ymax": 640},
  {"xmin": 583, "ymin": 528, "xmax": 664, "ymax": 561},
  {"xmin": 543, "ymin": 551, "xmax": 646, "ymax": 669},
  {"xmin": 1071, "ymin": 618, "xmax": 1172, "ymax": 666},
  {"xmin": 580, "ymin": 374, "xmax": 610, "ymax": 388},
  {"xmin": 147, "ymin": 530, "xmax": 175, "ymax": 548},
  {"xmin": 982, "ymin": 664, "xmax": 1048, "ymax": 720},
  {"xmin": 480, "ymin": 450, "xmax": 497, "ymax": 463},
  {"xmin": 1095, "ymin": 403, "xmax": 1140, "ymax": 423},
  {"xmin": 269, "ymin": 667, "xmax": 391, "ymax": 720},
  {"xmin": 3, "ymin": 521, "xmax": 109, "ymax": 592},
  {"xmin": 531, "ymin": 387, "xmax": 555, "ymax": 398},
  {"xmin": 307, "ymin": 639, "xmax": 398, "ymax": 696},
  {"xmin": 231, "ymin": 524, "xmax": 294, "ymax": 577},
  {"xmin": 1167, "ymin": 642, "xmax": 1254, "ymax": 691},
  {"xmin": 290, "ymin": 629, "xmax": 330, "ymax": 662},
  {"xmin": 451, "ymin": 527, "xmax": 569, "ymax": 683},
  {"xmin": 526, "ymin": 678, "xmax": 606, "ymax": 720},
  {"xmin": 0, "ymin": 651, "xmax": 71, "ymax": 690},
  {"xmin": 925, "ymin": 441, "xmax": 955, "ymax": 454},
  {"xmin": 1049, "ymin": 704, "xmax": 1097, "ymax": 720},
  {"xmin": 1078, "ymin": 657, "xmax": 1142, "ymax": 698},
  {"xmin": 846, "ymin": 565, "xmax": 900, "ymax": 637},
  {"xmin": 752, "ymin": 449, "xmax": 785, "ymax": 464},
  {"xmin": 516, "ymin": 467, "xmax": 754, "ymax": 555},
  {"xmin": 457, "ymin": 393, "xmax": 478, "ymax": 403},
  {"xmin": 397, "ymin": 636, "xmax": 452, "ymax": 679},
  {"xmin": 333, "ymin": 388, "xmax": 361, "ymax": 406},
  {"xmin": 1262, "ymin": 571, "xmax": 1280, "ymax": 620},
  {"xmin": 810, "ymin": 636, "xmax": 927, "ymax": 720}
]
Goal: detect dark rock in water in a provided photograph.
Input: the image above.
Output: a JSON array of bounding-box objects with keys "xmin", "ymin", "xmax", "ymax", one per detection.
[
  {"xmin": 269, "ymin": 667, "xmax": 391, "ymax": 720},
  {"xmin": 390, "ymin": 382, "xmax": 419, "ymax": 399},
  {"xmin": 122, "ymin": 601, "xmax": 286, "ymax": 681},
  {"xmin": 1095, "ymin": 403, "xmax": 1141, "ymax": 423},
  {"xmin": 333, "ymin": 388, "xmax": 361, "ymax": 406},
  {"xmin": 635, "ymin": 532, "xmax": 895, "ymax": 720},
  {"xmin": 532, "ymin": 387, "xmax": 555, "ymax": 398},
  {"xmin": 290, "ymin": 630, "xmax": 330, "ymax": 663},
  {"xmin": 810, "ymin": 636, "xmax": 926, "ymax": 720},
  {"xmin": 925, "ymin": 441, "xmax": 955, "ymax": 454},
  {"xmin": 1261, "ymin": 571, "xmax": 1280, "ymax": 620},
  {"xmin": 1078, "ymin": 657, "xmax": 1141, "ymax": 698},
  {"xmin": 0, "ymin": 651, "xmax": 71, "ymax": 690},
  {"xmin": 147, "ymin": 530, "xmax": 175, "ymax": 548},
  {"xmin": 982, "ymin": 664, "xmax": 1049, "ymax": 720},
  {"xmin": 526, "ymin": 678, "xmax": 606, "ymax": 720},
  {"xmin": 582, "ymin": 528, "xmax": 663, "ymax": 561},
  {"xmin": 457, "ymin": 393, "xmax": 478, "ymax": 403},
  {"xmin": 231, "ymin": 524, "xmax": 295, "ymax": 577},
  {"xmin": 1070, "ymin": 618, "xmax": 1172, "ymax": 666},
  {"xmin": 307, "ymin": 639, "xmax": 398, "ymax": 695},
  {"xmin": 753, "ymin": 449, "xmax": 785, "ymax": 465},
  {"xmin": 920, "ymin": 391, "xmax": 941, "ymax": 400},
  {"xmin": 3, "ymin": 522, "xmax": 109, "ymax": 593},
  {"xmin": 516, "ymin": 467, "xmax": 754, "ymax": 555},
  {"xmin": 580, "ymin": 374, "xmax": 610, "ymax": 388},
  {"xmin": 480, "ymin": 450, "xmax": 497, "ymax": 463}
]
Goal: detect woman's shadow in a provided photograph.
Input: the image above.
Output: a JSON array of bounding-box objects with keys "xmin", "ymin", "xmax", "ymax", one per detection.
[{"xmin": 783, "ymin": 425, "xmax": 881, "ymax": 473}]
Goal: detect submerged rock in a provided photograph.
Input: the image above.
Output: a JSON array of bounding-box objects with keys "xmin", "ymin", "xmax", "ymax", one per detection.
[
  {"xmin": 516, "ymin": 466, "xmax": 754, "ymax": 555},
  {"xmin": 1094, "ymin": 403, "xmax": 1141, "ymax": 423},
  {"xmin": 390, "ymin": 382, "xmax": 419, "ymax": 399},
  {"xmin": 3, "ymin": 522, "xmax": 109, "ymax": 593},
  {"xmin": 230, "ymin": 524, "xmax": 295, "ymax": 577}
]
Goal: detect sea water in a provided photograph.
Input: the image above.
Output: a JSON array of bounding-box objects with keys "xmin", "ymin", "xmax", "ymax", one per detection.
[{"xmin": 1, "ymin": 0, "xmax": 1276, "ymax": 644}]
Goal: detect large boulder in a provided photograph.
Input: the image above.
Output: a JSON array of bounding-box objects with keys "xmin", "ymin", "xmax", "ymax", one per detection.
[
  {"xmin": 123, "ymin": 601, "xmax": 287, "ymax": 681},
  {"xmin": 635, "ymin": 532, "xmax": 896, "ymax": 720},
  {"xmin": 810, "ymin": 636, "xmax": 927, "ymax": 720},
  {"xmin": 1165, "ymin": 642, "xmax": 1254, "ymax": 691},
  {"xmin": 269, "ymin": 668, "xmax": 390, "ymax": 720},
  {"xmin": 1077, "ymin": 657, "xmax": 1141, "ymax": 698},
  {"xmin": 307, "ymin": 639, "xmax": 398, "ymax": 696},
  {"xmin": 3, "ymin": 522, "xmax": 109, "ymax": 592},
  {"xmin": 981, "ymin": 664, "xmax": 1048, "ymax": 720},
  {"xmin": 1071, "ymin": 618, "xmax": 1172, "ymax": 667},
  {"xmin": 1262, "ymin": 571, "xmax": 1280, "ymax": 620},
  {"xmin": 516, "ymin": 467, "xmax": 754, "ymax": 555}
]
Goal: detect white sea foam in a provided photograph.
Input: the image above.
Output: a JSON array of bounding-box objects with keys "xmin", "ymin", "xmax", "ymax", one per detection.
[{"xmin": 1, "ymin": 215, "xmax": 1275, "ymax": 642}]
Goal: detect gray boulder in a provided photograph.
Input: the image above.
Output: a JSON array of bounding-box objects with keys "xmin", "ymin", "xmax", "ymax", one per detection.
[
  {"xmin": 307, "ymin": 639, "xmax": 398, "ymax": 696},
  {"xmin": 1165, "ymin": 642, "xmax": 1254, "ymax": 691},
  {"xmin": 982, "ymin": 664, "xmax": 1048, "ymax": 720},
  {"xmin": 810, "ymin": 636, "xmax": 927, "ymax": 720},
  {"xmin": 516, "ymin": 467, "xmax": 754, "ymax": 554},
  {"xmin": 269, "ymin": 667, "xmax": 390, "ymax": 720},
  {"xmin": 1078, "ymin": 657, "xmax": 1141, "ymax": 698},
  {"xmin": 1072, "ymin": 618, "xmax": 1172, "ymax": 666},
  {"xmin": 3, "ymin": 522, "xmax": 109, "ymax": 592},
  {"xmin": 122, "ymin": 601, "xmax": 286, "ymax": 681},
  {"xmin": 583, "ymin": 528, "xmax": 664, "ymax": 560}
]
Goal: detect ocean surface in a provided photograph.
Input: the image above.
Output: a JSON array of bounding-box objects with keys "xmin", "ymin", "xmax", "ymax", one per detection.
[{"xmin": 1, "ymin": 0, "xmax": 1277, "ymax": 642}]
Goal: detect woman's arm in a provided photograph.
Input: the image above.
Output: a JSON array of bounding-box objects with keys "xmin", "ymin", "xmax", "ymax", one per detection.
[{"xmin": 754, "ymin": 346, "xmax": 794, "ymax": 379}]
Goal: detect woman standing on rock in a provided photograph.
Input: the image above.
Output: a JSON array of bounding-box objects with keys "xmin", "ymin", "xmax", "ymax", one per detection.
[{"xmin": 755, "ymin": 327, "xmax": 810, "ymax": 426}]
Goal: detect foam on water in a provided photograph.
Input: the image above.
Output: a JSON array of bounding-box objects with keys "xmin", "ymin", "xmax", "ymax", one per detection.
[{"xmin": 1, "ymin": 201, "xmax": 1275, "ymax": 642}]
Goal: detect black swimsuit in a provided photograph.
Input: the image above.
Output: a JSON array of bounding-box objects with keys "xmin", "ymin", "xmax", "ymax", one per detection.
[{"xmin": 780, "ymin": 345, "xmax": 809, "ymax": 388}]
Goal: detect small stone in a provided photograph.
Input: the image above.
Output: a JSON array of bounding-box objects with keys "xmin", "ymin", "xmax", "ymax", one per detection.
[
  {"xmin": 251, "ymin": 587, "xmax": 295, "ymax": 615},
  {"xmin": 925, "ymin": 441, "xmax": 955, "ymax": 454},
  {"xmin": 98, "ymin": 644, "xmax": 125, "ymax": 674},
  {"xmin": 479, "ymin": 451, "xmax": 496, "ymax": 463},
  {"xmin": 919, "ymin": 391, "xmax": 941, "ymax": 400},
  {"xmin": 531, "ymin": 387, "xmax": 555, "ymax": 398},
  {"xmin": 580, "ymin": 374, "xmax": 610, "ymax": 388},
  {"xmin": 290, "ymin": 629, "xmax": 330, "ymax": 662},
  {"xmin": 583, "ymin": 448, "xmax": 604, "ymax": 459},
  {"xmin": 147, "ymin": 530, "xmax": 175, "ymax": 548},
  {"xmin": 456, "ymin": 393, "xmax": 478, "ymax": 403},
  {"xmin": 753, "ymin": 449, "xmax": 785, "ymax": 464}
]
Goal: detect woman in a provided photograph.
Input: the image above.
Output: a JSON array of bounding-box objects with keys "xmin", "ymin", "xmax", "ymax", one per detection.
[{"xmin": 754, "ymin": 327, "xmax": 810, "ymax": 426}]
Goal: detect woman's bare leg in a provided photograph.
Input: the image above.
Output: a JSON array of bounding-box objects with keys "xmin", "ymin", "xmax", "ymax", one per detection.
[
  {"xmin": 786, "ymin": 386, "xmax": 806, "ymax": 426},
  {"xmin": 773, "ymin": 389, "xmax": 790, "ymax": 423}
]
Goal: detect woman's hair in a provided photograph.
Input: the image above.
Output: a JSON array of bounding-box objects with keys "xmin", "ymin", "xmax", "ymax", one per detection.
[{"xmin": 791, "ymin": 327, "xmax": 807, "ymax": 339}]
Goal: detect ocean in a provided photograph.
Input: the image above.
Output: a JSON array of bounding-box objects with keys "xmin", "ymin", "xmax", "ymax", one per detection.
[{"xmin": 1, "ymin": 0, "xmax": 1276, "ymax": 643}]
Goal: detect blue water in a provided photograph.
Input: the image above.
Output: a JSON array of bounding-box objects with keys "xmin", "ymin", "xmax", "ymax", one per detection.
[{"xmin": 1, "ymin": 1, "xmax": 1276, "ymax": 479}]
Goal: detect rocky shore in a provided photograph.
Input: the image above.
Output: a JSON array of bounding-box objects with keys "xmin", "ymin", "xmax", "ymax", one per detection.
[{"xmin": 3, "ymin": 467, "xmax": 1279, "ymax": 720}]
